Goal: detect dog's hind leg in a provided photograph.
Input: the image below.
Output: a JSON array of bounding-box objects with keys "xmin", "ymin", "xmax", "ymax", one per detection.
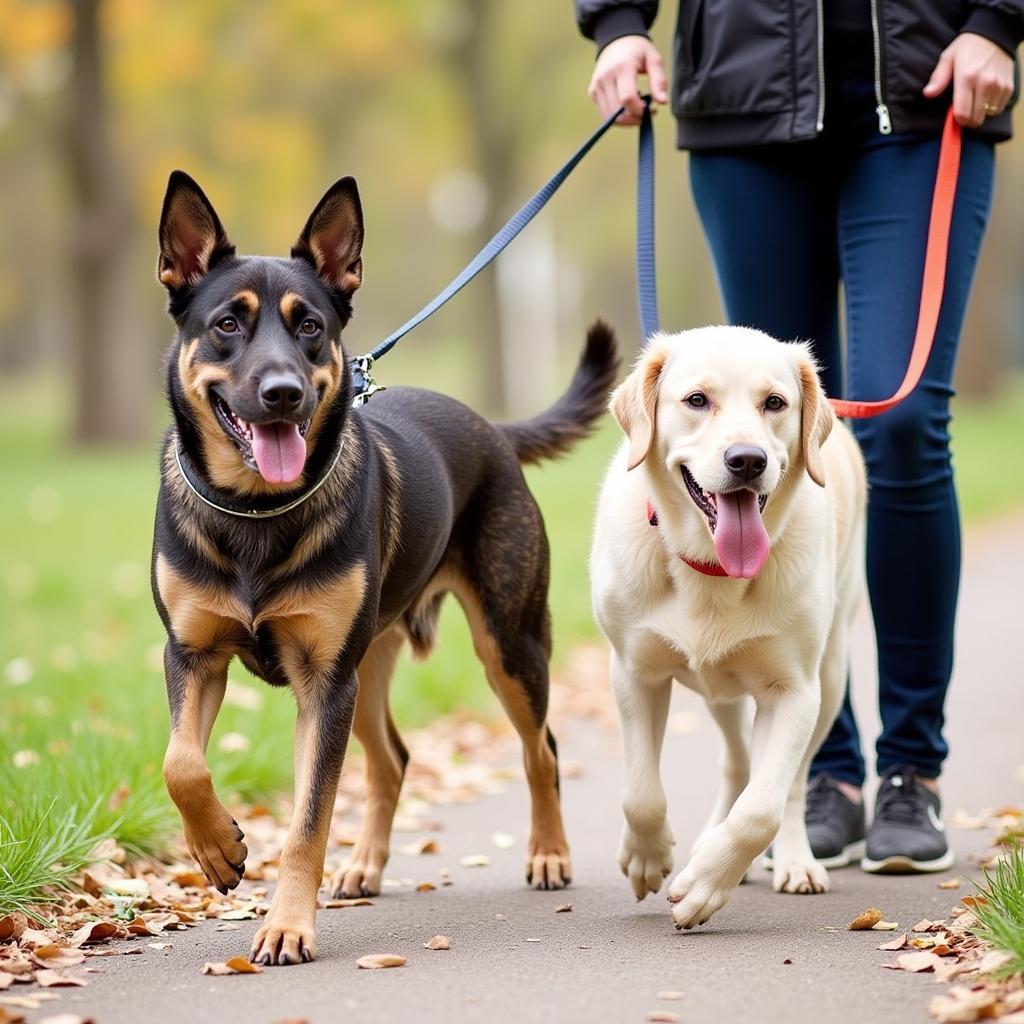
[
  {"xmin": 329, "ymin": 628, "xmax": 407, "ymax": 898},
  {"xmin": 771, "ymin": 630, "xmax": 848, "ymax": 895},
  {"xmin": 612, "ymin": 654, "xmax": 675, "ymax": 900},
  {"xmin": 690, "ymin": 698, "xmax": 753, "ymax": 861},
  {"xmin": 452, "ymin": 572, "xmax": 571, "ymax": 890},
  {"xmin": 162, "ymin": 643, "xmax": 248, "ymax": 894}
]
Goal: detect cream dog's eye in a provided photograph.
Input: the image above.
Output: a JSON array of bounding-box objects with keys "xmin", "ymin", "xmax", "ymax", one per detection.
[
  {"xmin": 764, "ymin": 394, "xmax": 786, "ymax": 412},
  {"xmin": 684, "ymin": 392, "xmax": 708, "ymax": 409}
]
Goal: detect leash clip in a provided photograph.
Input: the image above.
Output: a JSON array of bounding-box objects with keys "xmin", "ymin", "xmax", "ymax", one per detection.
[{"xmin": 351, "ymin": 354, "xmax": 386, "ymax": 409}]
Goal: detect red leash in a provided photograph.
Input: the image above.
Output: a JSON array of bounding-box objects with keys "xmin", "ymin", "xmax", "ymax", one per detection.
[{"xmin": 829, "ymin": 108, "xmax": 962, "ymax": 419}]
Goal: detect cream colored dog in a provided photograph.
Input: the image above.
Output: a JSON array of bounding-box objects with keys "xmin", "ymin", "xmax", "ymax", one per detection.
[{"xmin": 591, "ymin": 326, "xmax": 866, "ymax": 930}]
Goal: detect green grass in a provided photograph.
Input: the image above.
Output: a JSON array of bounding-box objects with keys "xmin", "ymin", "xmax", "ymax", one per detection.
[
  {"xmin": 2, "ymin": 371, "xmax": 1023, "ymax": 913},
  {"xmin": 973, "ymin": 845, "xmax": 1024, "ymax": 978}
]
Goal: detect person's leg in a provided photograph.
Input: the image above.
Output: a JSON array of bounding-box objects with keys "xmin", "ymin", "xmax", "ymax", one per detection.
[
  {"xmin": 689, "ymin": 146, "xmax": 867, "ymax": 790},
  {"xmin": 840, "ymin": 133, "xmax": 994, "ymax": 784},
  {"xmin": 840, "ymin": 132, "xmax": 993, "ymax": 872}
]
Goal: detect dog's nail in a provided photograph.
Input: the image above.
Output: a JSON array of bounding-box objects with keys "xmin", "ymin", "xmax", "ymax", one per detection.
[{"xmin": 302, "ymin": 948, "xmax": 313, "ymax": 963}]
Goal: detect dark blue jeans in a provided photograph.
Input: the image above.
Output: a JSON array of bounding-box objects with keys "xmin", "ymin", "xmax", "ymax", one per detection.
[{"xmin": 688, "ymin": 44, "xmax": 994, "ymax": 786}]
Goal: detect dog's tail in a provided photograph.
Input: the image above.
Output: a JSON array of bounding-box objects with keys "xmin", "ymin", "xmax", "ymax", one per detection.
[{"xmin": 499, "ymin": 319, "xmax": 620, "ymax": 467}]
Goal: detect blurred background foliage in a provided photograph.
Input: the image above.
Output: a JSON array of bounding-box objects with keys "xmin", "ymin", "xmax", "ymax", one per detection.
[{"xmin": 1, "ymin": 0, "xmax": 1022, "ymax": 879}]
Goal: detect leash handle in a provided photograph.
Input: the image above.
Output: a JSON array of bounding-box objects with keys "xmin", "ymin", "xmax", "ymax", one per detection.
[{"xmin": 829, "ymin": 107, "xmax": 962, "ymax": 419}]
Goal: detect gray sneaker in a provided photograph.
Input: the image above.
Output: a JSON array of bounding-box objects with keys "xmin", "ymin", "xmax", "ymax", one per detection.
[
  {"xmin": 763, "ymin": 772, "xmax": 866, "ymax": 870},
  {"xmin": 861, "ymin": 766, "xmax": 954, "ymax": 874}
]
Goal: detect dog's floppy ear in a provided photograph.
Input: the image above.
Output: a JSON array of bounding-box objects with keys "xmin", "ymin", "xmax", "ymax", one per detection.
[
  {"xmin": 292, "ymin": 176, "xmax": 364, "ymax": 294},
  {"xmin": 797, "ymin": 354, "xmax": 834, "ymax": 487},
  {"xmin": 157, "ymin": 171, "xmax": 235, "ymax": 291},
  {"xmin": 609, "ymin": 344, "xmax": 668, "ymax": 470}
]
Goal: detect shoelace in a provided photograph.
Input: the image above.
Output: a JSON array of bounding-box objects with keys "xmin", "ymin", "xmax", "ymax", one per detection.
[
  {"xmin": 876, "ymin": 767, "xmax": 928, "ymax": 826},
  {"xmin": 805, "ymin": 774, "xmax": 840, "ymax": 825}
]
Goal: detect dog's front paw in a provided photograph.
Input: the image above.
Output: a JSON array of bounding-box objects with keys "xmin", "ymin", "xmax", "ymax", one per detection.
[
  {"xmin": 183, "ymin": 809, "xmax": 247, "ymax": 895},
  {"xmin": 772, "ymin": 857, "xmax": 829, "ymax": 895},
  {"xmin": 526, "ymin": 842, "xmax": 572, "ymax": 891},
  {"xmin": 618, "ymin": 823, "xmax": 674, "ymax": 901},
  {"xmin": 250, "ymin": 913, "xmax": 316, "ymax": 966},
  {"xmin": 667, "ymin": 869, "xmax": 732, "ymax": 929}
]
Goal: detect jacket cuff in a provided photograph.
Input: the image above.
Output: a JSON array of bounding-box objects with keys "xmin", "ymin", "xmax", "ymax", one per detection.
[
  {"xmin": 963, "ymin": 7, "xmax": 1024, "ymax": 56},
  {"xmin": 592, "ymin": 6, "xmax": 650, "ymax": 52}
]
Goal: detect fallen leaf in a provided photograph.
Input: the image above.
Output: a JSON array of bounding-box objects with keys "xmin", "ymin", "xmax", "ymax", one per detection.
[
  {"xmin": 912, "ymin": 918, "xmax": 948, "ymax": 932},
  {"xmin": 356, "ymin": 954, "xmax": 406, "ymax": 970},
  {"xmin": 0, "ymin": 1008, "xmax": 24, "ymax": 1024},
  {"xmin": 38, "ymin": 1016, "xmax": 97, "ymax": 1024},
  {"xmin": 171, "ymin": 871, "xmax": 208, "ymax": 889},
  {"xmin": 878, "ymin": 933, "xmax": 909, "ymax": 951},
  {"xmin": 218, "ymin": 909, "xmax": 258, "ymax": 921},
  {"xmin": 937, "ymin": 877, "xmax": 962, "ymax": 890},
  {"xmin": 929, "ymin": 985, "xmax": 998, "ymax": 1023},
  {"xmin": 491, "ymin": 832, "xmax": 515, "ymax": 850},
  {"xmin": 30, "ymin": 947, "xmax": 86, "ymax": 970},
  {"xmin": 415, "ymin": 882, "xmax": 436, "ymax": 893},
  {"xmin": 459, "ymin": 855, "xmax": 490, "ymax": 868},
  {"xmin": 948, "ymin": 810, "xmax": 987, "ymax": 830},
  {"xmin": 645, "ymin": 1013, "xmax": 680, "ymax": 1023},
  {"xmin": 215, "ymin": 923, "xmax": 241, "ymax": 932},
  {"xmin": 35, "ymin": 970, "xmax": 88, "ymax": 988},
  {"xmin": 975, "ymin": 950, "xmax": 1012, "ymax": 975},
  {"xmin": 783, "ymin": 958, "xmax": 793, "ymax": 965},
  {"xmin": 849, "ymin": 908, "xmax": 884, "ymax": 930},
  {"xmin": 555, "ymin": 904, "xmax": 573, "ymax": 913},
  {"xmin": 202, "ymin": 956, "xmax": 262, "ymax": 976},
  {"xmin": 525, "ymin": 938, "xmax": 541, "ymax": 943},
  {"xmin": 656, "ymin": 992, "xmax": 683, "ymax": 1000},
  {"xmin": 895, "ymin": 951, "xmax": 943, "ymax": 973},
  {"xmin": 320, "ymin": 899, "xmax": 373, "ymax": 910},
  {"xmin": 871, "ymin": 920, "xmax": 900, "ymax": 931},
  {"xmin": 0, "ymin": 995, "xmax": 59, "ymax": 1009},
  {"xmin": 959, "ymin": 896, "xmax": 988, "ymax": 909},
  {"xmin": 68, "ymin": 921, "xmax": 119, "ymax": 947},
  {"xmin": 397, "ymin": 837, "xmax": 440, "ymax": 856},
  {"xmin": 424, "ymin": 935, "xmax": 450, "ymax": 950},
  {"xmin": 0, "ymin": 917, "xmax": 26, "ymax": 943},
  {"xmin": 102, "ymin": 878, "xmax": 149, "ymax": 899},
  {"xmin": 147, "ymin": 943, "xmax": 173, "ymax": 951}
]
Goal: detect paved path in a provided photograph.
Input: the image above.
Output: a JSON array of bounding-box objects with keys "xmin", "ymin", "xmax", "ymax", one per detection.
[{"xmin": 56, "ymin": 518, "xmax": 1022, "ymax": 1024}]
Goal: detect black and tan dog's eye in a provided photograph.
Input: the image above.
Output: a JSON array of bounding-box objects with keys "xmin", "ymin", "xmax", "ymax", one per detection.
[
  {"xmin": 299, "ymin": 318, "xmax": 321, "ymax": 337},
  {"xmin": 684, "ymin": 391, "xmax": 708, "ymax": 409},
  {"xmin": 764, "ymin": 394, "xmax": 786, "ymax": 412},
  {"xmin": 216, "ymin": 316, "xmax": 240, "ymax": 334}
]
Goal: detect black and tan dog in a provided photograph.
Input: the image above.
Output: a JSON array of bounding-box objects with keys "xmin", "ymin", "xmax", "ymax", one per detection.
[{"xmin": 151, "ymin": 170, "xmax": 618, "ymax": 965}]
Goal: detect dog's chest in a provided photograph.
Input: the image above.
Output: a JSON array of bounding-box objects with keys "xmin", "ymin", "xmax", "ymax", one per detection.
[{"xmin": 156, "ymin": 553, "xmax": 367, "ymax": 685}]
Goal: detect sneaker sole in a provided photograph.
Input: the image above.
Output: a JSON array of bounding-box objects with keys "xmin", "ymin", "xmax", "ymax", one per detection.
[
  {"xmin": 762, "ymin": 839, "xmax": 866, "ymax": 871},
  {"xmin": 860, "ymin": 849, "xmax": 955, "ymax": 874}
]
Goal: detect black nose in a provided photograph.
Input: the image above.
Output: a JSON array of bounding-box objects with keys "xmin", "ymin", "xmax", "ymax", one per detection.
[
  {"xmin": 724, "ymin": 444, "xmax": 768, "ymax": 483},
  {"xmin": 259, "ymin": 374, "xmax": 304, "ymax": 415}
]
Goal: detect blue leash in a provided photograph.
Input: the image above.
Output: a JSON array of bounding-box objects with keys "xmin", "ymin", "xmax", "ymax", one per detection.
[{"xmin": 352, "ymin": 97, "xmax": 658, "ymax": 406}]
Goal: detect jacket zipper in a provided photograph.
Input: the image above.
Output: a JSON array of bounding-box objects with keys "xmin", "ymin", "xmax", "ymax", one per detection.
[
  {"xmin": 870, "ymin": 0, "xmax": 893, "ymax": 133},
  {"xmin": 815, "ymin": 0, "xmax": 825, "ymax": 131}
]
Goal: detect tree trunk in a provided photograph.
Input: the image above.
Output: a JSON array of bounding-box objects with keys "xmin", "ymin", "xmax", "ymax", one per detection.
[
  {"xmin": 65, "ymin": 0, "xmax": 146, "ymax": 444},
  {"xmin": 450, "ymin": 0, "xmax": 514, "ymax": 416}
]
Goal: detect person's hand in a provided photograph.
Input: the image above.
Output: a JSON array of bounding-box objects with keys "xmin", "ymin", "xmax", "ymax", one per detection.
[
  {"xmin": 923, "ymin": 32, "xmax": 1015, "ymax": 127},
  {"xmin": 587, "ymin": 35, "xmax": 669, "ymax": 126}
]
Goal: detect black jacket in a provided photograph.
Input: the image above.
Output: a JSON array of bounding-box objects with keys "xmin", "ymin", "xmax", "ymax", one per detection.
[{"xmin": 575, "ymin": 0, "xmax": 1024, "ymax": 148}]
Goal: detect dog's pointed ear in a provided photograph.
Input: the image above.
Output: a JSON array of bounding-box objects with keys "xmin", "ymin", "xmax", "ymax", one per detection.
[
  {"xmin": 157, "ymin": 171, "xmax": 235, "ymax": 291},
  {"xmin": 797, "ymin": 354, "xmax": 834, "ymax": 487},
  {"xmin": 610, "ymin": 344, "xmax": 668, "ymax": 471},
  {"xmin": 292, "ymin": 176, "xmax": 364, "ymax": 294}
]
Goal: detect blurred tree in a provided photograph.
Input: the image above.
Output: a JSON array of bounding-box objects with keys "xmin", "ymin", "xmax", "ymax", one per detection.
[{"xmin": 65, "ymin": 0, "xmax": 143, "ymax": 443}]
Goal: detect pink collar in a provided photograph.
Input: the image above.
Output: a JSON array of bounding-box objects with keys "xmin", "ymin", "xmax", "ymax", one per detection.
[{"xmin": 646, "ymin": 500, "xmax": 730, "ymax": 578}]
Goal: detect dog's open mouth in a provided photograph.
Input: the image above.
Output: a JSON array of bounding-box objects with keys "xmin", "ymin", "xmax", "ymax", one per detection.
[
  {"xmin": 213, "ymin": 394, "xmax": 311, "ymax": 485},
  {"xmin": 681, "ymin": 466, "xmax": 770, "ymax": 580}
]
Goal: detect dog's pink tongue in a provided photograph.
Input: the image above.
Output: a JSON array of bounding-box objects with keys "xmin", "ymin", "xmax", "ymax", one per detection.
[
  {"xmin": 713, "ymin": 490, "xmax": 771, "ymax": 579},
  {"xmin": 250, "ymin": 422, "xmax": 307, "ymax": 485}
]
